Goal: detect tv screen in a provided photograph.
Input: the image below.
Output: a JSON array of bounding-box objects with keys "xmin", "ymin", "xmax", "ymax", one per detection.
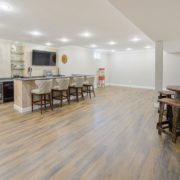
[{"xmin": 32, "ymin": 50, "xmax": 56, "ymax": 66}]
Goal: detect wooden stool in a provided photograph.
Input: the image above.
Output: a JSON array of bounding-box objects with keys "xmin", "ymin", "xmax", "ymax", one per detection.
[
  {"xmin": 158, "ymin": 90, "xmax": 175, "ymax": 115},
  {"xmin": 157, "ymin": 98, "xmax": 180, "ymax": 143},
  {"xmin": 69, "ymin": 77, "xmax": 84, "ymax": 102},
  {"xmin": 158, "ymin": 90, "xmax": 175, "ymax": 99},
  {"xmin": 52, "ymin": 78, "xmax": 70, "ymax": 107},
  {"xmin": 31, "ymin": 80, "xmax": 53, "ymax": 114},
  {"xmin": 83, "ymin": 76, "xmax": 96, "ymax": 98}
]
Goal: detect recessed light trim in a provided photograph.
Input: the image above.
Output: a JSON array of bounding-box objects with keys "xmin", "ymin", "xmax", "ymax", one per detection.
[
  {"xmin": 90, "ymin": 44, "xmax": 97, "ymax": 48},
  {"xmin": 59, "ymin": 38, "xmax": 70, "ymax": 42},
  {"xmin": 0, "ymin": 2, "xmax": 12, "ymax": 11},
  {"xmin": 30, "ymin": 31, "xmax": 43, "ymax": 36},
  {"xmin": 145, "ymin": 45, "xmax": 151, "ymax": 49},
  {"xmin": 80, "ymin": 32, "xmax": 93, "ymax": 38},
  {"xmin": 45, "ymin": 42, "xmax": 52, "ymax": 46},
  {"xmin": 108, "ymin": 41, "xmax": 117, "ymax": 45},
  {"xmin": 130, "ymin": 37, "xmax": 141, "ymax": 42},
  {"xmin": 126, "ymin": 48, "xmax": 132, "ymax": 51}
]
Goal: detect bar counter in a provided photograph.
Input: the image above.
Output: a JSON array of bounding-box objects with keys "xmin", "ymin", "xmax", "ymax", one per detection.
[
  {"xmin": 14, "ymin": 75, "xmax": 70, "ymax": 113},
  {"xmin": 14, "ymin": 75, "xmax": 94, "ymax": 113}
]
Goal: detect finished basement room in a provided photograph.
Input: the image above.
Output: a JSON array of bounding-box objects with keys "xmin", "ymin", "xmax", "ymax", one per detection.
[{"xmin": 0, "ymin": 0, "xmax": 179, "ymax": 179}]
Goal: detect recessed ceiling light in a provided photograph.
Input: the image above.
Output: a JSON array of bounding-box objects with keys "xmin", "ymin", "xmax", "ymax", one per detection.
[
  {"xmin": 30, "ymin": 31, "xmax": 42, "ymax": 36},
  {"xmin": 14, "ymin": 41, "xmax": 19, "ymax": 44},
  {"xmin": 90, "ymin": 44, "xmax": 97, "ymax": 48},
  {"xmin": 111, "ymin": 50, "xmax": 115, "ymax": 53},
  {"xmin": 59, "ymin": 38, "xmax": 70, "ymax": 42},
  {"xmin": 108, "ymin": 41, "xmax": 117, "ymax": 45},
  {"xmin": 0, "ymin": 2, "xmax": 12, "ymax": 11},
  {"xmin": 130, "ymin": 37, "xmax": 141, "ymax": 42},
  {"xmin": 80, "ymin": 32, "xmax": 93, "ymax": 38},
  {"xmin": 126, "ymin": 48, "xmax": 132, "ymax": 51},
  {"xmin": 45, "ymin": 42, "xmax": 52, "ymax": 46},
  {"xmin": 145, "ymin": 45, "xmax": 151, "ymax": 49}
]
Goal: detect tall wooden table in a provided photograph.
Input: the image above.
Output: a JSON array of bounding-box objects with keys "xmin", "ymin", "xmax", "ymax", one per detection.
[{"xmin": 167, "ymin": 86, "xmax": 180, "ymax": 124}]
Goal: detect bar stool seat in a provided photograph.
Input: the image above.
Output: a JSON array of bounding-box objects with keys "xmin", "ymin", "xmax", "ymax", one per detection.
[
  {"xmin": 31, "ymin": 79, "xmax": 53, "ymax": 114},
  {"xmin": 31, "ymin": 89, "xmax": 41, "ymax": 94},
  {"xmin": 159, "ymin": 90, "xmax": 175, "ymax": 98},
  {"xmin": 157, "ymin": 98, "xmax": 180, "ymax": 143},
  {"xmin": 52, "ymin": 78, "xmax": 70, "ymax": 107}
]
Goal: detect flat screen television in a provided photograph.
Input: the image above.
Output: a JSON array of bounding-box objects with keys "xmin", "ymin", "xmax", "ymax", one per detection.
[{"xmin": 32, "ymin": 50, "xmax": 56, "ymax": 66}]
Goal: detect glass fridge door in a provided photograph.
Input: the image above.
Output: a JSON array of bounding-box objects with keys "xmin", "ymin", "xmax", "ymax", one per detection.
[{"xmin": 0, "ymin": 83, "xmax": 3, "ymax": 103}]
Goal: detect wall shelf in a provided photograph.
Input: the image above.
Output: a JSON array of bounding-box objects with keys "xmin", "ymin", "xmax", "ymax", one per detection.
[
  {"xmin": 11, "ymin": 60, "xmax": 24, "ymax": 63},
  {"xmin": 11, "ymin": 44, "xmax": 25, "ymax": 77},
  {"xmin": 11, "ymin": 52, "xmax": 24, "ymax": 55},
  {"xmin": 12, "ymin": 68, "xmax": 25, "ymax": 70}
]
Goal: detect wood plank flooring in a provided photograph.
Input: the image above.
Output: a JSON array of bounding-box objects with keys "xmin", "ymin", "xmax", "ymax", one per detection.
[{"xmin": 0, "ymin": 86, "xmax": 179, "ymax": 180}]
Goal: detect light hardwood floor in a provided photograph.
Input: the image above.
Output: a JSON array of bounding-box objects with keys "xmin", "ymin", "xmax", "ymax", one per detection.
[{"xmin": 0, "ymin": 86, "xmax": 179, "ymax": 180}]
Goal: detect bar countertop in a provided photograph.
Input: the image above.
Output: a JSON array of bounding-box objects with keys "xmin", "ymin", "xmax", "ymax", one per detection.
[
  {"xmin": 14, "ymin": 75, "xmax": 67, "ymax": 81},
  {"xmin": 14, "ymin": 74, "xmax": 94, "ymax": 81},
  {"xmin": 0, "ymin": 78, "xmax": 14, "ymax": 83}
]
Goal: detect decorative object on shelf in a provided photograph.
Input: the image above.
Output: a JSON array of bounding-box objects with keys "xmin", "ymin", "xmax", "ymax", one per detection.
[
  {"xmin": 10, "ymin": 43, "xmax": 25, "ymax": 77},
  {"xmin": 61, "ymin": 54, "xmax": 68, "ymax": 64},
  {"xmin": 98, "ymin": 68, "xmax": 105, "ymax": 87},
  {"xmin": 28, "ymin": 66, "xmax": 32, "ymax": 77}
]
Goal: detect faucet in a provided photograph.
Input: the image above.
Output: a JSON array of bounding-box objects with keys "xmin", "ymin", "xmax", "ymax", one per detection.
[{"xmin": 28, "ymin": 67, "xmax": 32, "ymax": 77}]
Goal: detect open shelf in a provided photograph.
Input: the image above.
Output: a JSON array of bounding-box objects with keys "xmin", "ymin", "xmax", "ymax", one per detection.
[
  {"xmin": 11, "ymin": 52, "xmax": 24, "ymax": 55},
  {"xmin": 11, "ymin": 44, "xmax": 25, "ymax": 77}
]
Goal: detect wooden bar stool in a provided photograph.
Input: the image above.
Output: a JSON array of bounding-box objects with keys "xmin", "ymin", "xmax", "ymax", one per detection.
[
  {"xmin": 31, "ymin": 79, "xmax": 53, "ymax": 114},
  {"xmin": 158, "ymin": 90, "xmax": 175, "ymax": 115},
  {"xmin": 83, "ymin": 76, "xmax": 96, "ymax": 98},
  {"xmin": 158, "ymin": 90, "xmax": 175, "ymax": 99},
  {"xmin": 157, "ymin": 98, "xmax": 180, "ymax": 143},
  {"xmin": 69, "ymin": 77, "xmax": 84, "ymax": 102},
  {"xmin": 52, "ymin": 78, "xmax": 70, "ymax": 107}
]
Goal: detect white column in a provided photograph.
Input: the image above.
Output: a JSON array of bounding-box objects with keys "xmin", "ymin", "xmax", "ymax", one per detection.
[
  {"xmin": 155, "ymin": 40, "xmax": 163, "ymax": 93},
  {"xmin": 154, "ymin": 41, "xmax": 163, "ymax": 107}
]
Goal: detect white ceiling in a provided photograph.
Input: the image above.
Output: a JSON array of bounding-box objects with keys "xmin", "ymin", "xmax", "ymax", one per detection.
[
  {"xmin": 109, "ymin": 0, "xmax": 180, "ymax": 52},
  {"xmin": 0, "ymin": 0, "xmax": 154, "ymax": 51}
]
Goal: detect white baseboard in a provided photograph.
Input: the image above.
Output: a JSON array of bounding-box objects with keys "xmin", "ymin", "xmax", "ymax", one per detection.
[
  {"xmin": 108, "ymin": 83, "xmax": 154, "ymax": 90},
  {"xmin": 14, "ymin": 100, "xmax": 60, "ymax": 113},
  {"xmin": 14, "ymin": 104, "xmax": 39, "ymax": 113}
]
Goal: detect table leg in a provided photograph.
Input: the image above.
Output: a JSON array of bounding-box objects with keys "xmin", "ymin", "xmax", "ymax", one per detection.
[{"xmin": 174, "ymin": 93, "xmax": 180, "ymax": 126}]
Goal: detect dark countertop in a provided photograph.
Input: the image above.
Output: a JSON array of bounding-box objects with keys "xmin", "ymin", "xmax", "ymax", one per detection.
[
  {"xmin": 14, "ymin": 75, "xmax": 67, "ymax": 81},
  {"xmin": 14, "ymin": 75, "xmax": 95, "ymax": 81},
  {"xmin": 0, "ymin": 78, "xmax": 14, "ymax": 83}
]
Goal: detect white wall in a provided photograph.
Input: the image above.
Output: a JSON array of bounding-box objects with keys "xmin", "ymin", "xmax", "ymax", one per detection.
[
  {"xmin": 0, "ymin": 39, "xmax": 11, "ymax": 78},
  {"xmin": 58, "ymin": 46, "xmax": 109, "ymax": 85},
  {"xmin": 108, "ymin": 50, "xmax": 155, "ymax": 89},
  {"xmin": 163, "ymin": 52, "xmax": 180, "ymax": 87},
  {"xmin": 0, "ymin": 38, "xmax": 179, "ymax": 90}
]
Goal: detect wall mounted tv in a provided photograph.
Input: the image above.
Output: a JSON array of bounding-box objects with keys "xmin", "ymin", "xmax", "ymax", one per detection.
[{"xmin": 32, "ymin": 50, "xmax": 56, "ymax": 66}]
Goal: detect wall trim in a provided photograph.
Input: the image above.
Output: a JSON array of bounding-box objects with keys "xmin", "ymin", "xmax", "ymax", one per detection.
[
  {"xmin": 14, "ymin": 104, "xmax": 39, "ymax": 113},
  {"xmin": 14, "ymin": 98, "xmax": 80, "ymax": 113},
  {"xmin": 109, "ymin": 83, "xmax": 155, "ymax": 90}
]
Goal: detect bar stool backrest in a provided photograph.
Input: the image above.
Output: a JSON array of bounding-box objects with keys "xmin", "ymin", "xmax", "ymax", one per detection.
[
  {"xmin": 69, "ymin": 77, "xmax": 75, "ymax": 86},
  {"xmin": 74, "ymin": 77, "xmax": 84, "ymax": 87},
  {"xmin": 86, "ymin": 76, "xmax": 95, "ymax": 85},
  {"xmin": 35, "ymin": 79, "xmax": 53, "ymax": 94},
  {"xmin": 56, "ymin": 78, "xmax": 70, "ymax": 90}
]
